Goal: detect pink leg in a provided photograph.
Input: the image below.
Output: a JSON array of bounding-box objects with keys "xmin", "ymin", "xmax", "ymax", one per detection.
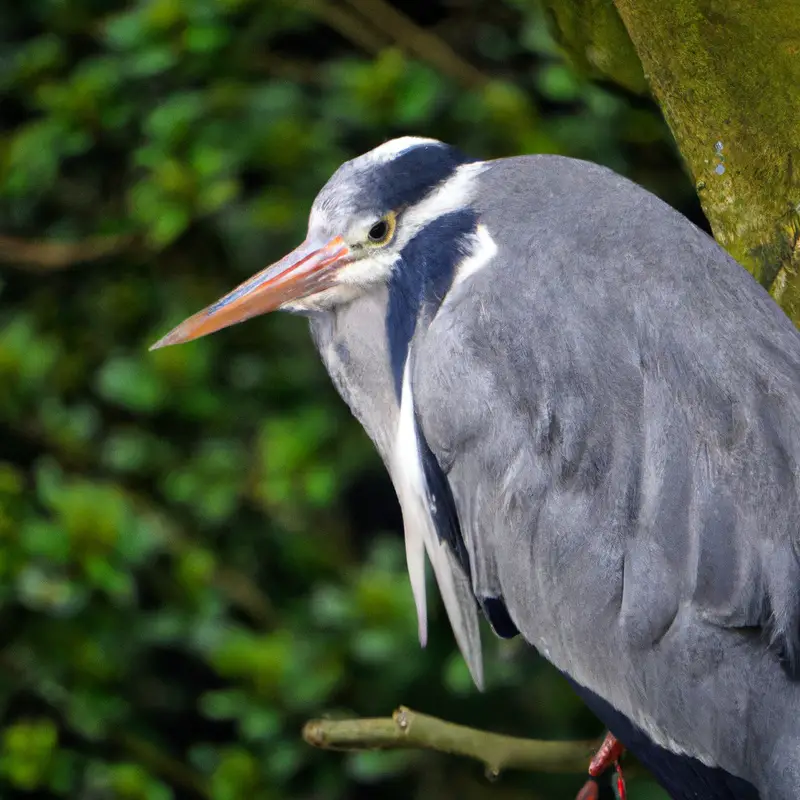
[
  {"xmin": 575, "ymin": 778, "xmax": 600, "ymax": 800},
  {"xmin": 614, "ymin": 758, "xmax": 627, "ymax": 800},
  {"xmin": 574, "ymin": 731, "xmax": 627, "ymax": 800},
  {"xmin": 589, "ymin": 731, "xmax": 626, "ymax": 778}
]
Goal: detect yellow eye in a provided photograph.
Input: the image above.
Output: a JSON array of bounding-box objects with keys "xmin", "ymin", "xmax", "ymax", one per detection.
[{"xmin": 366, "ymin": 212, "xmax": 396, "ymax": 245}]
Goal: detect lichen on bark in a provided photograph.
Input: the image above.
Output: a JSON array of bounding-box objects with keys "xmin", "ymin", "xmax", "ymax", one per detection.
[
  {"xmin": 541, "ymin": 0, "xmax": 800, "ymax": 325},
  {"xmin": 540, "ymin": 0, "xmax": 647, "ymax": 94}
]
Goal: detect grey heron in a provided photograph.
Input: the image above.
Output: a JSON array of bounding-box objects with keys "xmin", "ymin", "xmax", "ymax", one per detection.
[{"xmin": 152, "ymin": 137, "xmax": 800, "ymax": 799}]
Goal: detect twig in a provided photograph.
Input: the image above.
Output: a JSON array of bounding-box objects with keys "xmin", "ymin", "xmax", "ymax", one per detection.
[
  {"xmin": 0, "ymin": 233, "xmax": 134, "ymax": 270},
  {"xmin": 303, "ymin": 706, "xmax": 597, "ymax": 775},
  {"xmin": 114, "ymin": 731, "xmax": 209, "ymax": 797},
  {"xmin": 254, "ymin": 53, "xmax": 323, "ymax": 83},
  {"xmin": 340, "ymin": 0, "xmax": 490, "ymax": 89},
  {"xmin": 297, "ymin": 0, "xmax": 389, "ymax": 55},
  {"xmin": 209, "ymin": 564, "xmax": 276, "ymax": 628}
]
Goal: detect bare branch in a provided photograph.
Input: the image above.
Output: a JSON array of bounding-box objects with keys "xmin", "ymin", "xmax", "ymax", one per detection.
[
  {"xmin": 298, "ymin": 0, "xmax": 489, "ymax": 89},
  {"xmin": 0, "ymin": 233, "xmax": 134, "ymax": 271},
  {"xmin": 303, "ymin": 706, "xmax": 598, "ymax": 775},
  {"xmin": 298, "ymin": 0, "xmax": 389, "ymax": 55},
  {"xmin": 254, "ymin": 53, "xmax": 323, "ymax": 83},
  {"xmin": 340, "ymin": 0, "xmax": 490, "ymax": 89}
]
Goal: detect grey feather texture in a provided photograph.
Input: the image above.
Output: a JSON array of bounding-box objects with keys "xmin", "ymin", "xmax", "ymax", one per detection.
[
  {"xmin": 412, "ymin": 156, "xmax": 800, "ymax": 796},
  {"xmin": 306, "ymin": 146, "xmax": 800, "ymax": 798},
  {"xmin": 311, "ymin": 288, "xmax": 484, "ymax": 689},
  {"xmin": 393, "ymin": 357, "xmax": 484, "ymax": 687}
]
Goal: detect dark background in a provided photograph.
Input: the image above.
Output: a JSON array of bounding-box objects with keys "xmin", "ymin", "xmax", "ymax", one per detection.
[{"xmin": 0, "ymin": 1, "xmax": 701, "ymax": 797}]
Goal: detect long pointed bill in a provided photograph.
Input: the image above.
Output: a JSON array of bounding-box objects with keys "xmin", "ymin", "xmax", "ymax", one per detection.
[{"xmin": 150, "ymin": 236, "xmax": 350, "ymax": 350}]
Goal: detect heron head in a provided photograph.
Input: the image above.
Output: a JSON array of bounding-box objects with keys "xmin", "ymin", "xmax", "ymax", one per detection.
[{"xmin": 150, "ymin": 137, "xmax": 483, "ymax": 349}]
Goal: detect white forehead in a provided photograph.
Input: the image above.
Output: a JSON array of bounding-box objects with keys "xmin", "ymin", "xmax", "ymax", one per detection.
[
  {"xmin": 366, "ymin": 136, "xmax": 442, "ymax": 164},
  {"xmin": 309, "ymin": 137, "xmax": 442, "ymax": 230}
]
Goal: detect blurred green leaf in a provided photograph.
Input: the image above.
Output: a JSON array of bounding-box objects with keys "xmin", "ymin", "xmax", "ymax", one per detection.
[
  {"xmin": 0, "ymin": 2, "xmax": 681, "ymax": 799},
  {"xmin": 210, "ymin": 748, "xmax": 261, "ymax": 800},
  {"xmin": 346, "ymin": 750, "xmax": 416, "ymax": 782},
  {"xmin": 0, "ymin": 718, "xmax": 58, "ymax": 790},
  {"xmin": 96, "ymin": 356, "xmax": 167, "ymax": 412}
]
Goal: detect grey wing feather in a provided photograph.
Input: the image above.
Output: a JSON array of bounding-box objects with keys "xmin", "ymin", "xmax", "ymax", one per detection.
[
  {"xmin": 392, "ymin": 358, "xmax": 484, "ymax": 688},
  {"xmin": 310, "ymin": 290, "xmax": 484, "ymax": 688}
]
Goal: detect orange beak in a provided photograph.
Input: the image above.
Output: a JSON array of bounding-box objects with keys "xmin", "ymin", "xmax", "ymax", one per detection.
[{"xmin": 150, "ymin": 236, "xmax": 351, "ymax": 350}]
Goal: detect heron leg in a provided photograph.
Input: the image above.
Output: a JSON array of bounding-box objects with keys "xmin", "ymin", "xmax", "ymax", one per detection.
[
  {"xmin": 613, "ymin": 759, "xmax": 626, "ymax": 800},
  {"xmin": 589, "ymin": 731, "xmax": 625, "ymax": 776},
  {"xmin": 574, "ymin": 778, "xmax": 600, "ymax": 800},
  {"xmin": 576, "ymin": 731, "xmax": 626, "ymax": 800}
]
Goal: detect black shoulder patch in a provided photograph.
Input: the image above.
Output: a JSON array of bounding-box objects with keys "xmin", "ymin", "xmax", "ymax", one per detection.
[
  {"xmin": 415, "ymin": 419, "xmax": 472, "ymax": 581},
  {"xmin": 480, "ymin": 596, "xmax": 520, "ymax": 639},
  {"xmin": 386, "ymin": 208, "xmax": 478, "ymax": 398},
  {"xmin": 385, "ymin": 204, "xmax": 480, "ymax": 604}
]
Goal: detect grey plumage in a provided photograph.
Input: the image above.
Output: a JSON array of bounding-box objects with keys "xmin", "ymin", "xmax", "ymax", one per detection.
[
  {"xmin": 415, "ymin": 156, "xmax": 800, "ymax": 792},
  {"xmin": 153, "ymin": 138, "xmax": 800, "ymax": 799},
  {"xmin": 314, "ymin": 153, "xmax": 800, "ymax": 795}
]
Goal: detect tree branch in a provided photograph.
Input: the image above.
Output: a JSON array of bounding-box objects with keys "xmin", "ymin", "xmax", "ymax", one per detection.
[
  {"xmin": 298, "ymin": 0, "xmax": 389, "ymax": 55},
  {"xmin": 0, "ymin": 233, "xmax": 134, "ymax": 270},
  {"xmin": 253, "ymin": 53, "xmax": 323, "ymax": 83},
  {"xmin": 340, "ymin": 0, "xmax": 490, "ymax": 89},
  {"xmin": 303, "ymin": 706, "xmax": 598, "ymax": 775}
]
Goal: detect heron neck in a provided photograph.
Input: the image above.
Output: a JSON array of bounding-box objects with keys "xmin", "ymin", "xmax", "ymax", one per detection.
[{"xmin": 308, "ymin": 288, "xmax": 399, "ymax": 465}]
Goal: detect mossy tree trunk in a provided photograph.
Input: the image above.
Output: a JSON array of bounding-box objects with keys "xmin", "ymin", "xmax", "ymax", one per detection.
[{"xmin": 542, "ymin": 0, "xmax": 800, "ymax": 322}]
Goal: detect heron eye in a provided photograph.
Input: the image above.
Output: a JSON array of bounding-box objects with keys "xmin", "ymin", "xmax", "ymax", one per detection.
[
  {"xmin": 366, "ymin": 213, "xmax": 396, "ymax": 245},
  {"xmin": 368, "ymin": 221, "xmax": 389, "ymax": 241}
]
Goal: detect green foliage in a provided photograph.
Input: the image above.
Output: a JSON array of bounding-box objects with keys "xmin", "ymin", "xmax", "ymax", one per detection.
[{"xmin": 0, "ymin": 1, "xmax": 690, "ymax": 798}]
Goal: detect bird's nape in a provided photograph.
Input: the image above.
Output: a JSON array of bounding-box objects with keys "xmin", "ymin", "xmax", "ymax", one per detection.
[{"xmin": 149, "ymin": 234, "xmax": 351, "ymax": 350}]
